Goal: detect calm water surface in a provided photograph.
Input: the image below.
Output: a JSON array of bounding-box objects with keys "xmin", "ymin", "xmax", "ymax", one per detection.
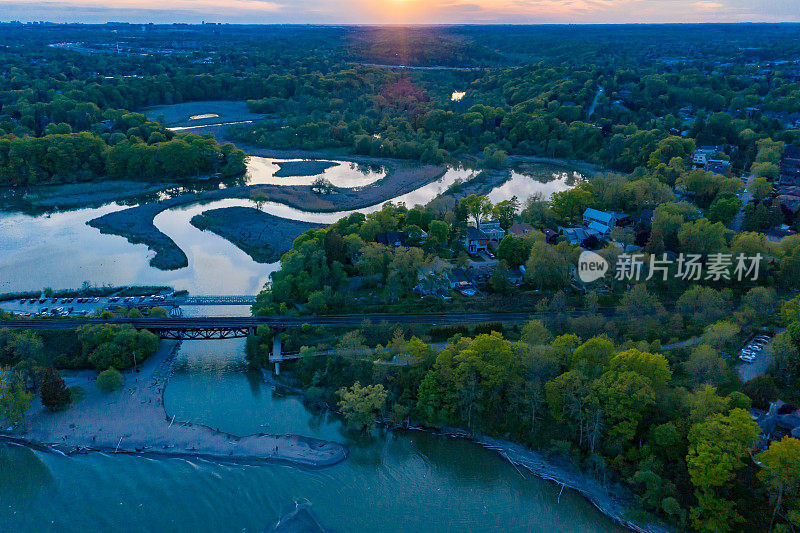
[
  {"xmin": 0, "ymin": 340, "xmax": 622, "ymax": 533},
  {"xmin": 0, "ymin": 161, "xmax": 579, "ymax": 295}
]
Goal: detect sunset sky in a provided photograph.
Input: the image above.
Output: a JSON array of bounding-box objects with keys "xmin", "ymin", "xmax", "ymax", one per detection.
[{"xmin": 2, "ymin": 0, "xmax": 798, "ymax": 24}]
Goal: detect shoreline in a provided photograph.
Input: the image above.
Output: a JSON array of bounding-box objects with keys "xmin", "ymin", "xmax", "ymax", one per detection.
[
  {"xmin": 2, "ymin": 340, "xmax": 348, "ymax": 468},
  {"xmin": 261, "ymin": 369, "xmax": 670, "ymax": 533}
]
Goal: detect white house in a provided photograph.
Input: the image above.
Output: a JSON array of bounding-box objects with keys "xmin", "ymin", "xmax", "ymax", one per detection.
[
  {"xmin": 582, "ymin": 208, "xmax": 618, "ymax": 237},
  {"xmin": 692, "ymin": 145, "xmax": 726, "ymax": 167}
]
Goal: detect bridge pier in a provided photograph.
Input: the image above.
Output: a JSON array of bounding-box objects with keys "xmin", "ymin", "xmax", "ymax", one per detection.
[{"xmin": 273, "ymin": 334, "xmax": 281, "ymax": 375}]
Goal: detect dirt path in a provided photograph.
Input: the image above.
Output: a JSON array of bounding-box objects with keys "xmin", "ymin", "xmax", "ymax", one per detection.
[{"xmin": 5, "ymin": 341, "xmax": 347, "ymax": 467}]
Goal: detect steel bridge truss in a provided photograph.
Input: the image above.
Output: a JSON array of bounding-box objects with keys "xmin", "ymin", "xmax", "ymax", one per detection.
[{"xmin": 154, "ymin": 326, "xmax": 254, "ymax": 340}]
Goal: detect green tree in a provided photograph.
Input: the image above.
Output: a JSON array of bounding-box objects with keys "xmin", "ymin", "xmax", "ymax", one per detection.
[
  {"xmin": 337, "ymin": 381, "xmax": 387, "ymax": 432},
  {"xmin": 0, "ymin": 372, "xmax": 32, "ymax": 426},
  {"xmin": 96, "ymin": 368, "xmax": 123, "ymax": 392},
  {"xmin": 757, "ymin": 438, "xmax": 800, "ymax": 532},
  {"xmin": 426, "ymin": 220, "xmax": 449, "ymax": 249},
  {"xmin": 677, "ymin": 219, "xmax": 730, "ymax": 255},
  {"xmin": 686, "ymin": 408, "xmax": 760, "ymax": 532},
  {"xmin": 462, "ymin": 194, "xmax": 492, "ymax": 228}
]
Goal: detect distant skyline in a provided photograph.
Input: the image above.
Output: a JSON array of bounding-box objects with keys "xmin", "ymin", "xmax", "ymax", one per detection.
[{"xmin": 1, "ymin": 0, "xmax": 798, "ymax": 25}]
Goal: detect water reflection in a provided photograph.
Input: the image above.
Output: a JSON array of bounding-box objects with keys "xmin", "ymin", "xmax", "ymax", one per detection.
[
  {"xmin": 0, "ymin": 162, "xmax": 581, "ymax": 295},
  {"xmin": 245, "ymin": 157, "xmax": 387, "ymax": 187}
]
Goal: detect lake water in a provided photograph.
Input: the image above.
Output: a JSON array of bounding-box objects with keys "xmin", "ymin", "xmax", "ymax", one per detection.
[
  {"xmin": 0, "ymin": 155, "xmax": 621, "ymax": 532},
  {"xmin": 0, "ymin": 339, "xmax": 623, "ymax": 533},
  {"xmin": 0, "ymin": 160, "xmax": 579, "ymax": 295}
]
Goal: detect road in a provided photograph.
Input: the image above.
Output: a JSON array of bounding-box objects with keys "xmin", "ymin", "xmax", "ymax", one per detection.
[
  {"xmin": 587, "ymin": 86, "xmax": 604, "ymax": 119},
  {"xmin": 729, "ymin": 173, "xmax": 755, "ymax": 233}
]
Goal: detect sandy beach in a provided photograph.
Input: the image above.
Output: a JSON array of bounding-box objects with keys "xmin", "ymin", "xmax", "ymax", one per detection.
[{"xmin": 4, "ymin": 341, "xmax": 348, "ymax": 467}]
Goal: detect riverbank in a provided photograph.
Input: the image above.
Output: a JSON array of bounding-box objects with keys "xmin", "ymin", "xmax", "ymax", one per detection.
[
  {"xmin": 0, "ymin": 180, "xmax": 181, "ymax": 212},
  {"xmin": 191, "ymin": 207, "xmax": 323, "ymax": 263},
  {"xmin": 3, "ymin": 340, "xmax": 348, "ymax": 468}
]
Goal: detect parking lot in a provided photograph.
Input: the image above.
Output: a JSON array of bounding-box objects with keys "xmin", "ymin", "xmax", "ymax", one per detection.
[
  {"xmin": 737, "ymin": 333, "xmax": 775, "ymax": 382},
  {"xmin": 0, "ymin": 294, "xmax": 170, "ymax": 318}
]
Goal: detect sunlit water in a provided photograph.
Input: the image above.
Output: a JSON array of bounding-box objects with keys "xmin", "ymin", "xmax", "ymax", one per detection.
[
  {"xmin": 0, "ymin": 161, "xmax": 578, "ymax": 295},
  {"xmin": 244, "ymin": 157, "xmax": 387, "ymax": 187},
  {"xmin": 0, "ymin": 340, "xmax": 623, "ymax": 533}
]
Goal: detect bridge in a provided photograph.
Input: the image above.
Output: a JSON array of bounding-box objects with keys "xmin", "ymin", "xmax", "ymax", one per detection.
[
  {"xmin": 180, "ymin": 296, "xmax": 258, "ymax": 306},
  {"xmin": 0, "ymin": 313, "xmax": 531, "ymax": 338},
  {"xmin": 0, "ymin": 313, "xmax": 531, "ymax": 374}
]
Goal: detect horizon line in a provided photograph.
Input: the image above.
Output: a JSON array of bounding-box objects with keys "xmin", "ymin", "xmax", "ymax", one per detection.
[{"xmin": 3, "ymin": 20, "xmax": 800, "ymax": 26}]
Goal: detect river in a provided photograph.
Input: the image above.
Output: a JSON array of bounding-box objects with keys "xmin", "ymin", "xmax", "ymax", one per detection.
[
  {"xmin": 0, "ymin": 155, "xmax": 622, "ymax": 532},
  {"xmin": 0, "ymin": 158, "xmax": 581, "ymax": 295},
  {"xmin": 0, "ymin": 338, "xmax": 623, "ymax": 532}
]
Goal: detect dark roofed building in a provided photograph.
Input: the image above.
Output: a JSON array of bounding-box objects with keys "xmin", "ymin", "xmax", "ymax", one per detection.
[
  {"xmin": 375, "ymin": 232, "xmax": 407, "ymax": 247},
  {"xmin": 755, "ymin": 400, "xmax": 800, "ymax": 443},
  {"xmin": 463, "ymin": 226, "xmax": 488, "ymax": 254},
  {"xmin": 508, "ymin": 222, "xmax": 534, "ymax": 236}
]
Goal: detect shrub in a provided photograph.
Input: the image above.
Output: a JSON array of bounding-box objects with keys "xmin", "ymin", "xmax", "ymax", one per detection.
[{"xmin": 97, "ymin": 368, "xmax": 123, "ymax": 392}]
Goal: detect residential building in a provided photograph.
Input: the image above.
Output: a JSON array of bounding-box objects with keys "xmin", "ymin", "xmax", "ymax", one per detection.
[
  {"xmin": 557, "ymin": 226, "xmax": 602, "ymax": 246},
  {"xmin": 582, "ymin": 208, "xmax": 618, "ymax": 237},
  {"xmin": 463, "ymin": 226, "xmax": 489, "ymax": 253},
  {"xmin": 469, "ymin": 219, "xmax": 505, "ymax": 244},
  {"xmin": 780, "ymin": 145, "xmax": 800, "ymax": 186},
  {"xmin": 753, "ymin": 400, "xmax": 800, "ymax": 444},
  {"xmin": 507, "ymin": 222, "xmax": 534, "ymax": 236},
  {"xmin": 375, "ymin": 232, "xmax": 407, "ymax": 247},
  {"xmin": 543, "ymin": 229, "xmax": 559, "ymax": 244},
  {"xmin": 692, "ymin": 145, "xmax": 726, "ymax": 167},
  {"xmin": 704, "ymin": 160, "xmax": 732, "ymax": 176}
]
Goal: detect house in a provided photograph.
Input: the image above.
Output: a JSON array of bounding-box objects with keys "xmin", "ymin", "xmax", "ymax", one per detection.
[
  {"xmin": 558, "ymin": 226, "xmax": 602, "ymax": 247},
  {"xmin": 766, "ymin": 224, "xmax": 798, "ymax": 242},
  {"xmin": 507, "ymin": 222, "xmax": 534, "ymax": 236},
  {"xmin": 754, "ymin": 400, "xmax": 800, "ymax": 444},
  {"xmin": 470, "ymin": 219, "xmax": 505, "ymax": 244},
  {"xmin": 463, "ymin": 226, "xmax": 489, "ymax": 254},
  {"xmin": 611, "ymin": 212, "xmax": 634, "ymax": 227},
  {"xmin": 582, "ymin": 208, "xmax": 618, "ymax": 237},
  {"xmin": 416, "ymin": 260, "xmax": 453, "ymax": 296},
  {"xmin": 704, "ymin": 160, "xmax": 732, "ymax": 176},
  {"xmin": 447, "ymin": 268, "xmax": 470, "ymax": 289},
  {"xmin": 692, "ymin": 145, "xmax": 726, "ymax": 167},
  {"xmin": 543, "ymin": 229, "xmax": 559, "ymax": 244},
  {"xmin": 780, "ymin": 145, "xmax": 800, "ymax": 186},
  {"xmin": 375, "ymin": 232, "xmax": 407, "ymax": 247}
]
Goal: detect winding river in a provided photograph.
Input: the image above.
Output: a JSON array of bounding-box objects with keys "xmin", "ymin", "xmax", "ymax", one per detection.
[
  {"xmin": 0, "ymin": 155, "xmax": 618, "ymax": 532},
  {"xmin": 0, "ymin": 158, "xmax": 580, "ymax": 295}
]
